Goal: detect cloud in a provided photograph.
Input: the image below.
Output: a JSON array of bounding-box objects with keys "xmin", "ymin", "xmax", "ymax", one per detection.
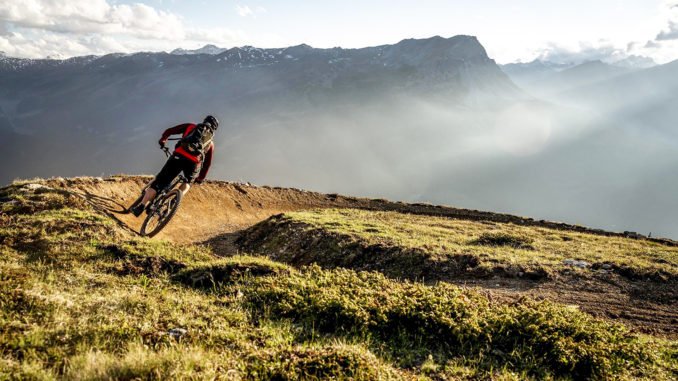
[
  {"xmin": 0, "ymin": 29, "xmax": 136, "ymax": 59},
  {"xmin": 0, "ymin": 21, "xmax": 10, "ymax": 36},
  {"xmin": 0, "ymin": 0, "xmax": 254, "ymax": 58},
  {"xmin": 655, "ymin": 1, "xmax": 678, "ymax": 40},
  {"xmin": 185, "ymin": 27, "xmax": 247, "ymax": 45},
  {"xmin": 515, "ymin": 1, "xmax": 677, "ymax": 66},
  {"xmin": 235, "ymin": 4, "xmax": 266, "ymax": 17},
  {"xmin": 656, "ymin": 21, "xmax": 678, "ymax": 40},
  {"xmin": 0, "ymin": 0, "xmax": 194, "ymax": 39},
  {"xmin": 235, "ymin": 5, "xmax": 254, "ymax": 17},
  {"xmin": 645, "ymin": 40, "xmax": 661, "ymax": 48}
]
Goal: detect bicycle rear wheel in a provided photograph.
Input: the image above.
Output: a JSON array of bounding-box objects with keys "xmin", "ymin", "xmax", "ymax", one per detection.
[{"xmin": 140, "ymin": 189, "xmax": 183, "ymax": 237}]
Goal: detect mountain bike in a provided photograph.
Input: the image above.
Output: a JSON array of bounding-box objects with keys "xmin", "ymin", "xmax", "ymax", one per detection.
[{"xmin": 126, "ymin": 143, "xmax": 187, "ymax": 237}]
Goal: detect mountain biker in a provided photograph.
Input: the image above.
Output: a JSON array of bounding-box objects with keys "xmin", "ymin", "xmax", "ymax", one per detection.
[{"xmin": 130, "ymin": 115, "xmax": 218, "ymax": 217}]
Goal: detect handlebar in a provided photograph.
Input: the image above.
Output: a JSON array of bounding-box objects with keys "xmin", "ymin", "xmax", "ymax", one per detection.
[{"xmin": 160, "ymin": 138, "xmax": 180, "ymax": 157}]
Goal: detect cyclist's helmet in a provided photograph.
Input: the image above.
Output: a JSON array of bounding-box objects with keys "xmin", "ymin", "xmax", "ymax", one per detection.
[{"xmin": 203, "ymin": 115, "xmax": 219, "ymax": 130}]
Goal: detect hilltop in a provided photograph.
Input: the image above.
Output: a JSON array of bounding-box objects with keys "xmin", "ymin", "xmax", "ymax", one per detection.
[{"xmin": 1, "ymin": 175, "xmax": 676, "ymax": 379}]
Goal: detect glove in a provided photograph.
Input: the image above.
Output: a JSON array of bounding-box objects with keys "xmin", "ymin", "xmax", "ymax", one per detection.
[
  {"xmin": 194, "ymin": 178, "xmax": 203, "ymax": 185},
  {"xmin": 158, "ymin": 139, "xmax": 166, "ymax": 148}
]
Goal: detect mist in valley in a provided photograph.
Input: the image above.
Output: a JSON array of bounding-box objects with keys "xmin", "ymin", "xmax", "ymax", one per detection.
[{"xmin": 213, "ymin": 92, "xmax": 678, "ymax": 239}]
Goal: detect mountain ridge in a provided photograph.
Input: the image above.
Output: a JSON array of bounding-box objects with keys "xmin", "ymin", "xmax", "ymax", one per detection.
[{"xmin": 0, "ymin": 35, "xmax": 493, "ymax": 71}]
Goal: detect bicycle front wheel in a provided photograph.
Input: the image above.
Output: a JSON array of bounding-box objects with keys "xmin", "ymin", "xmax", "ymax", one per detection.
[{"xmin": 140, "ymin": 189, "xmax": 183, "ymax": 237}]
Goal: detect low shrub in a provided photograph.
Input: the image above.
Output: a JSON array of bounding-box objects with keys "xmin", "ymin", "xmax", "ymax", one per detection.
[
  {"xmin": 470, "ymin": 231, "xmax": 534, "ymax": 249},
  {"xmin": 244, "ymin": 345, "xmax": 406, "ymax": 380},
  {"xmin": 244, "ymin": 265, "xmax": 653, "ymax": 378}
]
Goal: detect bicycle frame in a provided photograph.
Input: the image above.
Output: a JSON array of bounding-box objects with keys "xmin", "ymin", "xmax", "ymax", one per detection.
[
  {"xmin": 147, "ymin": 174, "xmax": 187, "ymax": 213},
  {"xmin": 145, "ymin": 143, "xmax": 188, "ymax": 214},
  {"xmin": 135, "ymin": 138, "xmax": 199, "ymax": 237}
]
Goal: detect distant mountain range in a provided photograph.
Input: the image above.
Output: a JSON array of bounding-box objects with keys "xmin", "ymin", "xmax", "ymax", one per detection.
[
  {"xmin": 500, "ymin": 59, "xmax": 574, "ymax": 86},
  {"xmin": 502, "ymin": 60, "xmax": 631, "ymax": 97},
  {"xmin": 499, "ymin": 55, "xmax": 656, "ymax": 95},
  {"xmin": 558, "ymin": 59, "xmax": 678, "ymax": 138},
  {"xmin": 499, "ymin": 55, "xmax": 678, "ymax": 138}
]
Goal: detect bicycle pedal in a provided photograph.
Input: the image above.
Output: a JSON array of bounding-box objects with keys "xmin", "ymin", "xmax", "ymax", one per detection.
[{"xmin": 130, "ymin": 204, "xmax": 145, "ymax": 217}]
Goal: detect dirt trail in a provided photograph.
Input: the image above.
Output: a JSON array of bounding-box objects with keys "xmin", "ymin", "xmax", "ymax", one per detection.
[
  {"xmin": 49, "ymin": 176, "xmax": 678, "ymax": 338},
  {"xmin": 50, "ymin": 176, "xmax": 370, "ymax": 253}
]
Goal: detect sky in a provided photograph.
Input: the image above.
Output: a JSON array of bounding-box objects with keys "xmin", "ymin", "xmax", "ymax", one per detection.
[{"xmin": 1, "ymin": 0, "xmax": 677, "ymax": 64}]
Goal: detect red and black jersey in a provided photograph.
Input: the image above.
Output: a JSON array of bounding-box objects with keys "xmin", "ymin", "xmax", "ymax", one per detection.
[{"xmin": 159, "ymin": 123, "xmax": 214, "ymax": 182}]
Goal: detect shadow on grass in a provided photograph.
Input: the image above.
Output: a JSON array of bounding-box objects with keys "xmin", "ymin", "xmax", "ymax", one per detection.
[
  {"xmin": 64, "ymin": 189, "xmax": 140, "ymax": 236},
  {"xmin": 172, "ymin": 260, "xmax": 284, "ymax": 289},
  {"xmin": 198, "ymin": 230, "xmax": 247, "ymax": 257}
]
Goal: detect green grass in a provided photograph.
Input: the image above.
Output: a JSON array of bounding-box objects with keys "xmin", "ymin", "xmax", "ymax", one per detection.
[
  {"xmin": 1, "ymin": 182, "xmax": 677, "ymax": 380},
  {"xmin": 243, "ymin": 209, "xmax": 678, "ymax": 280},
  {"xmin": 242, "ymin": 265, "xmax": 672, "ymax": 379}
]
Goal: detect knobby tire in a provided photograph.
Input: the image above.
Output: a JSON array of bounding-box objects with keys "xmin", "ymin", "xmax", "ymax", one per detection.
[{"xmin": 140, "ymin": 189, "xmax": 183, "ymax": 237}]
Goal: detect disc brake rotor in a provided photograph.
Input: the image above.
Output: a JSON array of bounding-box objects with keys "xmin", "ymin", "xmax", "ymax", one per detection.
[{"xmin": 162, "ymin": 198, "xmax": 174, "ymax": 218}]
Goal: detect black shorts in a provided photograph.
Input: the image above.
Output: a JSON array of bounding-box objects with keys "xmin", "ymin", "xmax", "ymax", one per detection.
[{"xmin": 150, "ymin": 154, "xmax": 199, "ymax": 192}]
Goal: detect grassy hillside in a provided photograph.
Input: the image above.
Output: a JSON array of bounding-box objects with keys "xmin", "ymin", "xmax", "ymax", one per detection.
[
  {"xmin": 1, "ymin": 181, "xmax": 677, "ymax": 379},
  {"xmin": 239, "ymin": 209, "xmax": 678, "ymax": 338},
  {"xmin": 239, "ymin": 209, "xmax": 678, "ymax": 281}
]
